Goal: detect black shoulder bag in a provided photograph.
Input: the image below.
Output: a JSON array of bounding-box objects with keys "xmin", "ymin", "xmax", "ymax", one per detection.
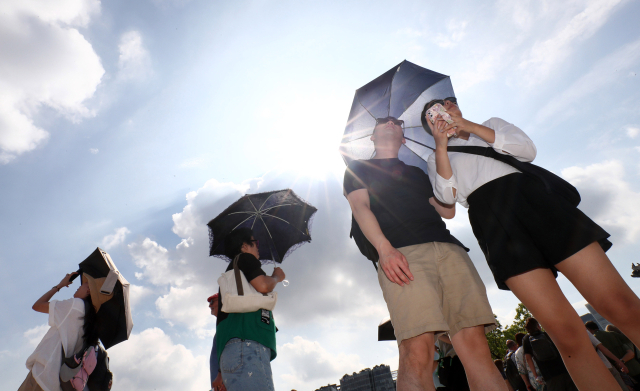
[{"xmin": 446, "ymin": 146, "xmax": 581, "ymax": 207}]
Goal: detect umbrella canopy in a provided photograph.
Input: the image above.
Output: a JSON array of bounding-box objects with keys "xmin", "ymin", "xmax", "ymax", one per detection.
[
  {"xmin": 378, "ymin": 317, "xmax": 396, "ymax": 341},
  {"xmin": 208, "ymin": 189, "xmax": 317, "ymax": 263},
  {"xmin": 78, "ymin": 248, "xmax": 133, "ymax": 349},
  {"xmin": 339, "ymin": 60, "xmax": 456, "ymax": 173}
]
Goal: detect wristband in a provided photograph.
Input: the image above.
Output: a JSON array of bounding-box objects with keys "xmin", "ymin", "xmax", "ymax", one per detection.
[{"xmin": 52, "ymin": 285, "xmax": 61, "ymax": 292}]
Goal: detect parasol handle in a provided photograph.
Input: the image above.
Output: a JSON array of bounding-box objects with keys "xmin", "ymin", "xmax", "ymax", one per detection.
[{"xmin": 68, "ymin": 268, "xmax": 82, "ymax": 282}]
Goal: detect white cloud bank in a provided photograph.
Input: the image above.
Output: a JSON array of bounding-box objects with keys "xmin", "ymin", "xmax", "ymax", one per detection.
[
  {"xmin": 101, "ymin": 227, "xmax": 130, "ymax": 249},
  {"xmin": 278, "ymin": 336, "xmax": 363, "ymax": 389},
  {"xmin": 0, "ymin": 0, "xmax": 104, "ymax": 163},
  {"xmin": 108, "ymin": 328, "xmax": 209, "ymax": 391},
  {"xmin": 117, "ymin": 31, "xmax": 152, "ymax": 81},
  {"xmin": 563, "ymin": 160, "xmax": 640, "ymax": 242}
]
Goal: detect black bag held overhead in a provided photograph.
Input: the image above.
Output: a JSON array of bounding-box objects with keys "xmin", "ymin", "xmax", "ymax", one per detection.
[{"xmin": 447, "ymin": 146, "xmax": 581, "ymax": 207}]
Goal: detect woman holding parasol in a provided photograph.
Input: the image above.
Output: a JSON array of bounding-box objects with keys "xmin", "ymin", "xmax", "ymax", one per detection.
[
  {"xmin": 424, "ymin": 97, "xmax": 640, "ymax": 391},
  {"xmin": 20, "ymin": 272, "xmax": 112, "ymax": 391},
  {"xmin": 208, "ymin": 189, "xmax": 317, "ymax": 391},
  {"xmin": 214, "ymin": 228, "xmax": 285, "ymax": 391}
]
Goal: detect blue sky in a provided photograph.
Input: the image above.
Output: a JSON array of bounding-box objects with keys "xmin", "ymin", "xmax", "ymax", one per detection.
[{"xmin": 1, "ymin": 0, "xmax": 640, "ymax": 389}]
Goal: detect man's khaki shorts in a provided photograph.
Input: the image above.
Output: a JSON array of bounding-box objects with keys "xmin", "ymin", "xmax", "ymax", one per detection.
[{"xmin": 377, "ymin": 242, "xmax": 496, "ymax": 345}]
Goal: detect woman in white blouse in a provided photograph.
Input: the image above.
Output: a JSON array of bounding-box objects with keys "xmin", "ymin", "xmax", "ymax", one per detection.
[
  {"xmin": 423, "ymin": 97, "xmax": 640, "ymax": 391},
  {"xmin": 19, "ymin": 272, "xmax": 98, "ymax": 391}
]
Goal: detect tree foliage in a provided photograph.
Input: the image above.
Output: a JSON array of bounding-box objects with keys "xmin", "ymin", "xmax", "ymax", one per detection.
[{"xmin": 485, "ymin": 303, "xmax": 533, "ymax": 360}]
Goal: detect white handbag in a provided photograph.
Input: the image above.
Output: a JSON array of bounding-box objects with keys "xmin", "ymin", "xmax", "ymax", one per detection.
[{"xmin": 217, "ymin": 255, "xmax": 277, "ymax": 313}]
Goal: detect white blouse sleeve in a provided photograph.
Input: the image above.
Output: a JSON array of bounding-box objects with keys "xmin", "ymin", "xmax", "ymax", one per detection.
[
  {"xmin": 485, "ymin": 117, "xmax": 537, "ymax": 162},
  {"xmin": 427, "ymin": 152, "xmax": 457, "ymax": 204}
]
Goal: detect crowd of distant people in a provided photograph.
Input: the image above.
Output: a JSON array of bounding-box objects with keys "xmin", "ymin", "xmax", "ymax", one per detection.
[{"xmin": 493, "ymin": 318, "xmax": 640, "ymax": 391}]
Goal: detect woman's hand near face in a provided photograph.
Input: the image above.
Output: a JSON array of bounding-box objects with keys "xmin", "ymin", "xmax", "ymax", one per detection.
[
  {"xmin": 57, "ymin": 272, "xmax": 78, "ymax": 290},
  {"xmin": 429, "ymin": 118, "xmax": 450, "ymax": 149}
]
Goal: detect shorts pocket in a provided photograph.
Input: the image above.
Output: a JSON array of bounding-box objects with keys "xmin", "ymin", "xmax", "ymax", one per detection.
[{"xmin": 220, "ymin": 338, "xmax": 243, "ymax": 373}]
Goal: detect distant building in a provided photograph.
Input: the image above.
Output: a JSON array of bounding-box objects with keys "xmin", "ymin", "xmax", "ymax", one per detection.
[
  {"xmin": 585, "ymin": 303, "xmax": 612, "ymax": 329},
  {"xmin": 339, "ymin": 364, "xmax": 395, "ymax": 391}
]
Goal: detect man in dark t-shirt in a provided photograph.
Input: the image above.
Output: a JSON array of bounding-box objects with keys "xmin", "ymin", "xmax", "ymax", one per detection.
[{"xmin": 343, "ymin": 116, "xmax": 503, "ymax": 390}]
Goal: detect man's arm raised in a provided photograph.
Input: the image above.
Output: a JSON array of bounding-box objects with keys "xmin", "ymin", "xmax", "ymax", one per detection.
[{"xmin": 347, "ymin": 188, "xmax": 414, "ymax": 286}]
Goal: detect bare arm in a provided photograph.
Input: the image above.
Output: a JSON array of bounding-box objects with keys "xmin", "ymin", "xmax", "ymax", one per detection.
[
  {"xmin": 520, "ymin": 373, "xmax": 533, "ymax": 390},
  {"xmin": 429, "ymin": 197, "xmax": 455, "ymax": 219},
  {"xmin": 250, "ymin": 268, "xmax": 285, "ymax": 294},
  {"xmin": 426, "ymin": 117, "xmax": 458, "ymax": 200},
  {"xmin": 347, "ymin": 189, "xmax": 414, "ymax": 286},
  {"xmin": 32, "ymin": 272, "xmax": 77, "ymax": 313},
  {"xmin": 524, "ymin": 354, "xmax": 538, "ymax": 379},
  {"xmin": 621, "ymin": 348, "xmax": 635, "ymax": 363},
  {"xmin": 596, "ymin": 343, "xmax": 628, "ymax": 373}
]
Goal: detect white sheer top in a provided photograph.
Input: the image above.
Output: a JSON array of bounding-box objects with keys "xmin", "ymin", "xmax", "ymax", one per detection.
[
  {"xmin": 427, "ymin": 117, "xmax": 537, "ymax": 208},
  {"xmin": 25, "ymin": 298, "xmax": 85, "ymax": 391}
]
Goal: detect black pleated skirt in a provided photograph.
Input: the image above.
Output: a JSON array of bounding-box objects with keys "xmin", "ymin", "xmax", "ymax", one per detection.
[{"xmin": 467, "ymin": 173, "xmax": 611, "ymax": 290}]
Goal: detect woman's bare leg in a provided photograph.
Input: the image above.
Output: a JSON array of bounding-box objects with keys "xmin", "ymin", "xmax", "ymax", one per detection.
[
  {"xmin": 556, "ymin": 242, "xmax": 640, "ymax": 347},
  {"xmin": 506, "ymin": 268, "xmax": 619, "ymax": 391}
]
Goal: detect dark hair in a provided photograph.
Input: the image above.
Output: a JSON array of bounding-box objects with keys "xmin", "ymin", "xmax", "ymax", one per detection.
[
  {"xmin": 223, "ymin": 227, "xmax": 254, "ymax": 259},
  {"xmin": 421, "ymin": 97, "xmax": 457, "ymax": 136},
  {"xmin": 494, "ymin": 359, "xmax": 504, "ymax": 372},
  {"xmin": 515, "ymin": 332, "xmax": 526, "ymax": 346},
  {"xmin": 585, "ymin": 320, "xmax": 600, "ymax": 331},
  {"xmin": 524, "ymin": 317, "xmax": 540, "ymax": 334},
  {"xmin": 82, "ymin": 296, "xmax": 99, "ymax": 347}
]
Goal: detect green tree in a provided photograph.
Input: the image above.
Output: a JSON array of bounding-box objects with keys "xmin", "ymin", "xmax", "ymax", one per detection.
[
  {"xmin": 503, "ymin": 303, "xmax": 533, "ymax": 342},
  {"xmin": 485, "ymin": 303, "xmax": 533, "ymax": 360},
  {"xmin": 486, "ymin": 315, "xmax": 507, "ymax": 360}
]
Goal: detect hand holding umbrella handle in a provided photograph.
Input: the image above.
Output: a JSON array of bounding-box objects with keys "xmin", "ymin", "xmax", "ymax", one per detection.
[{"xmin": 68, "ymin": 268, "xmax": 82, "ymax": 282}]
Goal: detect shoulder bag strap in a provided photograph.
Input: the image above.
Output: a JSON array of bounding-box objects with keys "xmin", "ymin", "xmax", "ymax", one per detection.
[
  {"xmin": 233, "ymin": 255, "xmax": 244, "ymax": 296},
  {"xmin": 446, "ymin": 146, "xmax": 523, "ymax": 168}
]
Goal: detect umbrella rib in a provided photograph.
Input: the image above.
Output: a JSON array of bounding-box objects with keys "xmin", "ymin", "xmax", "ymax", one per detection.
[
  {"xmin": 231, "ymin": 214, "xmax": 258, "ymax": 231},
  {"xmin": 387, "ymin": 62, "xmax": 402, "ymax": 117},
  {"xmin": 259, "ymin": 203, "xmax": 298, "ymax": 213},
  {"xmin": 355, "ymin": 91, "xmax": 377, "ymax": 121},
  {"xmin": 225, "ymin": 211, "xmax": 260, "ymax": 216},
  {"xmin": 260, "ymin": 214, "xmax": 308, "ymax": 236},
  {"xmin": 404, "ymin": 136, "xmax": 435, "ymax": 151},
  {"xmin": 258, "ymin": 192, "xmax": 279, "ymax": 212}
]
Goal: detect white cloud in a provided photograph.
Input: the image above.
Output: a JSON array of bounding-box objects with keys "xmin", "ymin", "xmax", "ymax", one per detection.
[
  {"xmin": 518, "ymin": 0, "xmax": 627, "ymax": 86},
  {"xmin": 101, "ymin": 226, "xmax": 130, "ymax": 249},
  {"xmin": 433, "ymin": 19, "xmax": 468, "ymax": 48},
  {"xmin": 562, "ymin": 160, "xmax": 640, "ymax": 242},
  {"xmin": 107, "ymin": 328, "xmax": 209, "ymax": 391},
  {"xmin": 535, "ymin": 37, "xmax": 640, "ymax": 124},
  {"xmin": 89, "ymin": 148, "xmax": 99, "ymax": 154},
  {"xmin": 128, "ymin": 284, "xmax": 154, "ymax": 311},
  {"xmin": 23, "ymin": 324, "xmax": 49, "ymax": 348},
  {"xmin": 117, "ymin": 31, "xmax": 152, "ymax": 81},
  {"xmin": 626, "ymin": 126, "xmax": 639, "ymax": 138},
  {"xmin": 155, "ymin": 285, "xmax": 215, "ymax": 331},
  {"xmin": 278, "ymin": 336, "xmax": 363, "ymax": 389},
  {"xmin": 0, "ymin": 0, "xmax": 104, "ymax": 163},
  {"xmin": 128, "ymin": 238, "xmax": 194, "ymax": 286}
]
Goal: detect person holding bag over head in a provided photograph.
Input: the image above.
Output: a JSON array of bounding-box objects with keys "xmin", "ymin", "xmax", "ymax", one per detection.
[
  {"xmin": 20, "ymin": 272, "xmax": 112, "ymax": 391},
  {"xmin": 215, "ymin": 227, "xmax": 285, "ymax": 391},
  {"xmin": 423, "ymin": 97, "xmax": 640, "ymax": 391}
]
